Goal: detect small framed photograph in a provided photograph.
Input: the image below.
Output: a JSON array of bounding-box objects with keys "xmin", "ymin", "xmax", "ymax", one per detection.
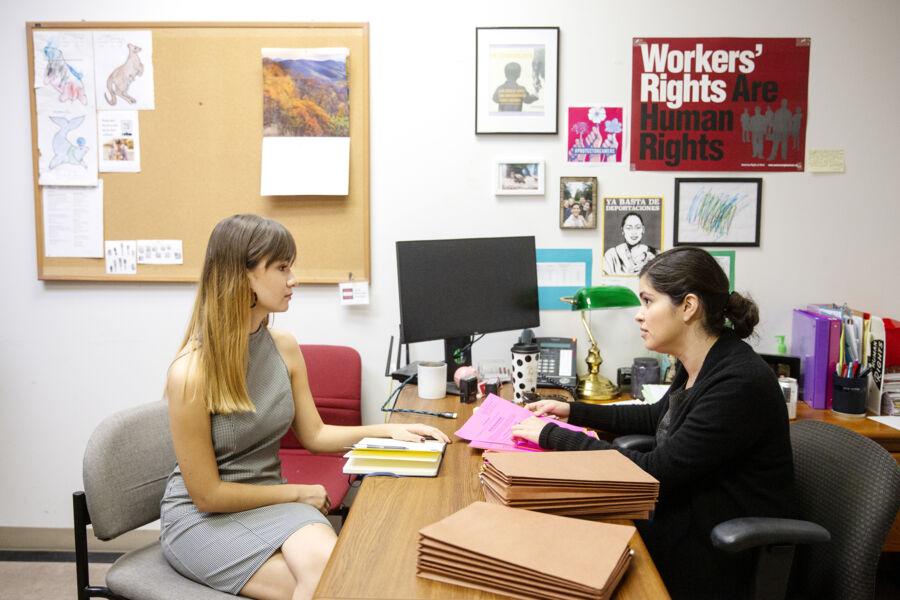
[
  {"xmin": 708, "ymin": 250, "xmax": 735, "ymax": 292},
  {"xmin": 494, "ymin": 159, "xmax": 545, "ymax": 195},
  {"xmin": 559, "ymin": 176, "xmax": 598, "ymax": 229},
  {"xmin": 601, "ymin": 197, "xmax": 663, "ymax": 275},
  {"xmin": 674, "ymin": 178, "xmax": 762, "ymax": 247},
  {"xmin": 475, "ymin": 27, "xmax": 559, "ymax": 134}
]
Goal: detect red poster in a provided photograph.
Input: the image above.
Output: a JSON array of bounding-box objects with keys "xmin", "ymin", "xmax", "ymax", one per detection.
[{"xmin": 630, "ymin": 37, "xmax": 810, "ymax": 171}]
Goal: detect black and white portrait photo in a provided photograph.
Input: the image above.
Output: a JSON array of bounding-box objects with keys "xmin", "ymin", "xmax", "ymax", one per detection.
[{"xmin": 601, "ymin": 197, "xmax": 663, "ymax": 276}]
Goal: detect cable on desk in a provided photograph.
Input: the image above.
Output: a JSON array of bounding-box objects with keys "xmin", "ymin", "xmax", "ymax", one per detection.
[{"xmin": 381, "ymin": 374, "xmax": 457, "ymax": 419}]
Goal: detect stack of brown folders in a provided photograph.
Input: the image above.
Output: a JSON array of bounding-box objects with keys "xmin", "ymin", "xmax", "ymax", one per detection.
[
  {"xmin": 417, "ymin": 501, "xmax": 635, "ymax": 600},
  {"xmin": 480, "ymin": 450, "xmax": 659, "ymax": 520}
]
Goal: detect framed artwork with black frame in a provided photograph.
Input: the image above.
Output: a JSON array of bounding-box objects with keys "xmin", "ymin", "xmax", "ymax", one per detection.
[
  {"xmin": 475, "ymin": 27, "xmax": 559, "ymax": 134},
  {"xmin": 673, "ymin": 178, "xmax": 762, "ymax": 247}
]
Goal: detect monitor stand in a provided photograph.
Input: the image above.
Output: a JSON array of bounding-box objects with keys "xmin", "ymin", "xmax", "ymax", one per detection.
[{"xmin": 443, "ymin": 335, "xmax": 473, "ymax": 396}]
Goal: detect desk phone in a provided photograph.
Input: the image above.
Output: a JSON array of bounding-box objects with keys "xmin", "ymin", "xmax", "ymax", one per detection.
[{"xmin": 535, "ymin": 337, "xmax": 578, "ymax": 388}]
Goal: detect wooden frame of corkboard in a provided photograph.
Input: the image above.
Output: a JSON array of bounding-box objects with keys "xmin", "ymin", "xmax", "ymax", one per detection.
[{"xmin": 27, "ymin": 21, "xmax": 369, "ymax": 283}]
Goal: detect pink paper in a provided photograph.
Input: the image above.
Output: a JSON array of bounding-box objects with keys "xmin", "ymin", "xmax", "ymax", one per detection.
[{"xmin": 455, "ymin": 394, "xmax": 596, "ymax": 453}]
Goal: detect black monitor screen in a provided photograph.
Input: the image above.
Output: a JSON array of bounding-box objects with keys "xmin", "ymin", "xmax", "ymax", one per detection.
[{"xmin": 396, "ymin": 236, "xmax": 540, "ymax": 344}]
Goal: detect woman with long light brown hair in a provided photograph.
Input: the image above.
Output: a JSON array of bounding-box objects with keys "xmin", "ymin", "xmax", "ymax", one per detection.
[{"xmin": 159, "ymin": 214, "xmax": 449, "ymax": 600}]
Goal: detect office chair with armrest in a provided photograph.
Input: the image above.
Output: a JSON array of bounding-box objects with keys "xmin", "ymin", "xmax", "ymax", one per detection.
[
  {"xmin": 75, "ymin": 401, "xmax": 233, "ymax": 600},
  {"xmin": 278, "ymin": 344, "xmax": 362, "ymax": 521},
  {"xmin": 614, "ymin": 422, "xmax": 900, "ymax": 599},
  {"xmin": 712, "ymin": 420, "xmax": 900, "ymax": 600}
]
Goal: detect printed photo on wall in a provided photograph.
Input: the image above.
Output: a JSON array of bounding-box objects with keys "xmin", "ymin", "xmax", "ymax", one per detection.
[
  {"xmin": 260, "ymin": 47, "xmax": 351, "ymax": 195},
  {"xmin": 559, "ymin": 177, "xmax": 598, "ymax": 229},
  {"xmin": 673, "ymin": 178, "xmax": 761, "ymax": 247},
  {"xmin": 475, "ymin": 27, "xmax": 559, "ymax": 133},
  {"xmin": 602, "ymin": 197, "xmax": 663, "ymax": 275},
  {"xmin": 567, "ymin": 106, "xmax": 624, "ymax": 163},
  {"xmin": 494, "ymin": 159, "xmax": 545, "ymax": 195}
]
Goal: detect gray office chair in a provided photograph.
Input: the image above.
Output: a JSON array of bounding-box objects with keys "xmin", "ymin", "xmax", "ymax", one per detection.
[
  {"xmin": 614, "ymin": 420, "xmax": 900, "ymax": 600},
  {"xmin": 74, "ymin": 401, "xmax": 232, "ymax": 600}
]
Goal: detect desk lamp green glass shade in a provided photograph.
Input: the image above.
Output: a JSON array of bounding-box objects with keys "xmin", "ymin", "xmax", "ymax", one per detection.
[{"xmin": 562, "ymin": 286, "xmax": 641, "ymax": 402}]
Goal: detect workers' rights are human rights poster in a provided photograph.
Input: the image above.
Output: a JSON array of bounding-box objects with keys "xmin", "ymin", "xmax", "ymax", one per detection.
[{"xmin": 630, "ymin": 38, "xmax": 810, "ymax": 171}]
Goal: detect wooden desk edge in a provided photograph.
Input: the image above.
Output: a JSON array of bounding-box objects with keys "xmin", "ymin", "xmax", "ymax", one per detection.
[{"xmin": 314, "ymin": 385, "xmax": 670, "ymax": 599}]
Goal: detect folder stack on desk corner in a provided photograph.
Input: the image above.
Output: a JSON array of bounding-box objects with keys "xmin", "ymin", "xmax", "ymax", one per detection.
[
  {"xmin": 417, "ymin": 501, "xmax": 635, "ymax": 600},
  {"xmin": 479, "ymin": 449, "xmax": 659, "ymax": 520}
]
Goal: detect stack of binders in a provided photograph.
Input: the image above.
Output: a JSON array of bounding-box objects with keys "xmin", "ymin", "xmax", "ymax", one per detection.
[
  {"xmin": 417, "ymin": 501, "xmax": 635, "ymax": 600},
  {"xmin": 480, "ymin": 450, "xmax": 659, "ymax": 520}
]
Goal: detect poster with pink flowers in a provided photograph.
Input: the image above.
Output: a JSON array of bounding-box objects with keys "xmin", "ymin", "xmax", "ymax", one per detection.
[{"xmin": 567, "ymin": 106, "xmax": 624, "ymax": 163}]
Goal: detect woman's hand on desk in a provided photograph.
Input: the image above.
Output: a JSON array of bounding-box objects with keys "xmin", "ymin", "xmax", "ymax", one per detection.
[
  {"xmin": 386, "ymin": 423, "xmax": 451, "ymax": 444},
  {"xmin": 526, "ymin": 399, "xmax": 571, "ymax": 421}
]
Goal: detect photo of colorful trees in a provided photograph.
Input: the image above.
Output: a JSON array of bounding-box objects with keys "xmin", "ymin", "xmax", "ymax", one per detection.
[{"xmin": 262, "ymin": 49, "xmax": 349, "ymax": 138}]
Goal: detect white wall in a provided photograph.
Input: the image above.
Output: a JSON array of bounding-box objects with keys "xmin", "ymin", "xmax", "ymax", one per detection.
[{"xmin": 2, "ymin": 0, "xmax": 898, "ymax": 529}]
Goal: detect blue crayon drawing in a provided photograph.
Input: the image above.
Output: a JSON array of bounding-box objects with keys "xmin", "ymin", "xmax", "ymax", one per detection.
[
  {"xmin": 48, "ymin": 115, "xmax": 89, "ymax": 169},
  {"xmin": 42, "ymin": 40, "xmax": 88, "ymax": 104},
  {"xmin": 687, "ymin": 188, "xmax": 746, "ymax": 239}
]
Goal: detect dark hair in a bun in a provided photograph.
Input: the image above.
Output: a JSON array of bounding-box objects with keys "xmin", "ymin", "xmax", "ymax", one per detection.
[{"xmin": 639, "ymin": 247, "xmax": 759, "ymax": 339}]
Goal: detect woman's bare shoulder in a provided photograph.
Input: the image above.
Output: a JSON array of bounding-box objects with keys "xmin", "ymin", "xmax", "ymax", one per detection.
[{"xmin": 166, "ymin": 346, "xmax": 200, "ymax": 402}]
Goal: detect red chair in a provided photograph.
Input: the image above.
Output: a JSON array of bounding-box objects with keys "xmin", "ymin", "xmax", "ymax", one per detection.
[{"xmin": 279, "ymin": 344, "xmax": 361, "ymax": 519}]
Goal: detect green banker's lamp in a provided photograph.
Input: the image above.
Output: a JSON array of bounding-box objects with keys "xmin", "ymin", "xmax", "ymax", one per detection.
[{"xmin": 562, "ymin": 285, "xmax": 641, "ymax": 402}]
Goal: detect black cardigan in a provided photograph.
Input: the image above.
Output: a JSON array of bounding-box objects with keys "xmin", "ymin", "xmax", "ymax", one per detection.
[{"xmin": 539, "ymin": 331, "xmax": 796, "ymax": 598}]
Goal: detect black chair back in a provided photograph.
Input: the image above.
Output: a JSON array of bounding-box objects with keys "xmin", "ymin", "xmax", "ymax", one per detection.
[{"xmin": 791, "ymin": 420, "xmax": 900, "ymax": 599}]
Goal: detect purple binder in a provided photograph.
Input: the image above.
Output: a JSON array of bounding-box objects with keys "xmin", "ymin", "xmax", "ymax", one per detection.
[{"xmin": 791, "ymin": 309, "xmax": 839, "ymax": 409}]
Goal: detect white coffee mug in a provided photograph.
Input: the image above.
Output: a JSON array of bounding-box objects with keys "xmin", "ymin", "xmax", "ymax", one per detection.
[{"xmin": 417, "ymin": 361, "xmax": 447, "ymax": 399}]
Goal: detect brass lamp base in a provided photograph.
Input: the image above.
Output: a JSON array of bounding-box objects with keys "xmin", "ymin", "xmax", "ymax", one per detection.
[{"xmin": 577, "ymin": 373, "xmax": 621, "ymax": 403}]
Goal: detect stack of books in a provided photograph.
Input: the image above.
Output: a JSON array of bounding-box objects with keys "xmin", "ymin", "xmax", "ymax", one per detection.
[
  {"xmin": 417, "ymin": 501, "xmax": 635, "ymax": 600},
  {"xmin": 342, "ymin": 437, "xmax": 446, "ymax": 477},
  {"xmin": 480, "ymin": 450, "xmax": 659, "ymax": 520}
]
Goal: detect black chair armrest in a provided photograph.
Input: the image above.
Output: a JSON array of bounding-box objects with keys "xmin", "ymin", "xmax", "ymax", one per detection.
[
  {"xmin": 711, "ymin": 517, "xmax": 830, "ymax": 553},
  {"xmin": 612, "ymin": 434, "xmax": 656, "ymax": 452}
]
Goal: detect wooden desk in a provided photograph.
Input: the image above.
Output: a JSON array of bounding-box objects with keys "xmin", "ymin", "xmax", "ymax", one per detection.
[
  {"xmin": 315, "ymin": 386, "xmax": 670, "ymax": 599},
  {"xmin": 794, "ymin": 403, "xmax": 900, "ymax": 551}
]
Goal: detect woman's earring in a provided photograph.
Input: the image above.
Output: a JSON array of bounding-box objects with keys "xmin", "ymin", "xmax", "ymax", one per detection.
[{"xmin": 250, "ymin": 292, "xmax": 257, "ymax": 308}]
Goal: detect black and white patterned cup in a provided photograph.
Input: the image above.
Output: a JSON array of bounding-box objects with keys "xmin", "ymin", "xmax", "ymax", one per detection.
[{"xmin": 510, "ymin": 342, "xmax": 539, "ymax": 403}]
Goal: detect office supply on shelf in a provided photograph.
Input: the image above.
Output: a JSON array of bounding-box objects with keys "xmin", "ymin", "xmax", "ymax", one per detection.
[
  {"xmin": 480, "ymin": 450, "xmax": 659, "ymax": 521},
  {"xmin": 791, "ymin": 309, "xmax": 840, "ymax": 409},
  {"xmin": 454, "ymin": 393, "xmax": 596, "ymax": 452},
  {"xmin": 561, "ymin": 285, "xmax": 641, "ymax": 402},
  {"xmin": 416, "ymin": 501, "xmax": 635, "ymax": 600},
  {"xmin": 342, "ymin": 437, "xmax": 446, "ymax": 477}
]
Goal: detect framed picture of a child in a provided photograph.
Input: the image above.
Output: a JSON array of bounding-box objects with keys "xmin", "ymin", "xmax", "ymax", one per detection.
[{"xmin": 475, "ymin": 27, "xmax": 559, "ymax": 134}]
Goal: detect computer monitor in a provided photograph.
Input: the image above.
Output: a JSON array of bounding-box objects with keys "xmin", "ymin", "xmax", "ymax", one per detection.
[{"xmin": 396, "ymin": 236, "xmax": 540, "ymax": 389}]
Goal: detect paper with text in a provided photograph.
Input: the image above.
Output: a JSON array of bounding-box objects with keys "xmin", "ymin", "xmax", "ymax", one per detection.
[{"xmin": 42, "ymin": 182, "xmax": 104, "ymax": 258}]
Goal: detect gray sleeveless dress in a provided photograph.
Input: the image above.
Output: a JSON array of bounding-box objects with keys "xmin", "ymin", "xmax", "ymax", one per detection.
[{"xmin": 159, "ymin": 326, "xmax": 331, "ymax": 595}]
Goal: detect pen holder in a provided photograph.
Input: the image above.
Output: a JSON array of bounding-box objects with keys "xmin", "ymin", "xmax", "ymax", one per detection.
[{"xmin": 831, "ymin": 375, "xmax": 867, "ymax": 418}]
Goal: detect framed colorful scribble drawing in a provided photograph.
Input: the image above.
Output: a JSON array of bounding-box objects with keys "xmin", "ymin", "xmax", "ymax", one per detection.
[{"xmin": 673, "ymin": 178, "xmax": 761, "ymax": 247}]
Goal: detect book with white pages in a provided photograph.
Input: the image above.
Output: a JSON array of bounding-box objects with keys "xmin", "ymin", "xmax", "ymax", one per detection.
[{"xmin": 342, "ymin": 437, "xmax": 446, "ymax": 477}]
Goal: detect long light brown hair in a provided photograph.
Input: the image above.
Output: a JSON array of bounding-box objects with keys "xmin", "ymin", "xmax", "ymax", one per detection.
[{"xmin": 178, "ymin": 214, "xmax": 296, "ymax": 414}]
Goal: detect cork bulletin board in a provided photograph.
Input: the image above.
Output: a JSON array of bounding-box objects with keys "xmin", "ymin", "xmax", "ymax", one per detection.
[{"xmin": 27, "ymin": 22, "xmax": 370, "ymax": 283}]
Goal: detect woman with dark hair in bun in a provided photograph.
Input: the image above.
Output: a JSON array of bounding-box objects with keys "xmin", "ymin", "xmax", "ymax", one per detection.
[{"xmin": 512, "ymin": 247, "xmax": 796, "ymax": 598}]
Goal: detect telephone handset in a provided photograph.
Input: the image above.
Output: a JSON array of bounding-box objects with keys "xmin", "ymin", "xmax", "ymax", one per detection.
[{"xmin": 517, "ymin": 330, "xmax": 578, "ymax": 388}]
